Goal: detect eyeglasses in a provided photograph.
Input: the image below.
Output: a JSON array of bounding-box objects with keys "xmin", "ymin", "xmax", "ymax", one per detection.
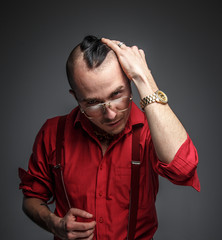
[{"xmin": 80, "ymin": 96, "xmax": 132, "ymax": 119}]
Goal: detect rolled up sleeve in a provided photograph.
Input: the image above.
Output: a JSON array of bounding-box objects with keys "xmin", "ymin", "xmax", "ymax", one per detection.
[
  {"xmin": 18, "ymin": 167, "xmax": 53, "ymax": 201},
  {"xmin": 19, "ymin": 120, "xmax": 55, "ymax": 201},
  {"xmin": 152, "ymin": 134, "xmax": 200, "ymax": 191}
]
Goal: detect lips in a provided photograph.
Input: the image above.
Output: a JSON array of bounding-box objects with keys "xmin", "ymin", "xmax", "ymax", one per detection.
[{"xmin": 106, "ymin": 119, "xmax": 122, "ymax": 127}]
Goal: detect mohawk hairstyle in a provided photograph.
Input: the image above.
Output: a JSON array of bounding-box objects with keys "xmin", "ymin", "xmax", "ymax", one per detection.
[
  {"xmin": 80, "ymin": 35, "xmax": 111, "ymax": 68},
  {"xmin": 66, "ymin": 35, "xmax": 111, "ymax": 89}
]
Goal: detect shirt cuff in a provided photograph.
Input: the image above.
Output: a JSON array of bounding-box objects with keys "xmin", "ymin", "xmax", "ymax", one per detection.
[
  {"xmin": 155, "ymin": 134, "xmax": 200, "ymax": 191},
  {"xmin": 18, "ymin": 167, "xmax": 53, "ymax": 201}
]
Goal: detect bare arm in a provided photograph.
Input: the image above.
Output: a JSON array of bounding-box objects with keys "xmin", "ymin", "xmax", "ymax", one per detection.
[
  {"xmin": 102, "ymin": 38, "xmax": 187, "ymax": 164},
  {"xmin": 22, "ymin": 197, "xmax": 54, "ymax": 232},
  {"xmin": 22, "ymin": 197, "xmax": 96, "ymax": 240}
]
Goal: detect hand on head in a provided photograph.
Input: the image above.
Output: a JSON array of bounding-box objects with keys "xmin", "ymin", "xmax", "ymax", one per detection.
[{"xmin": 101, "ymin": 38, "xmax": 152, "ymax": 84}]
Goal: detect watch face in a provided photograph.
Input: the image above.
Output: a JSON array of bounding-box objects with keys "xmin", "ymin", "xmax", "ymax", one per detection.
[{"xmin": 156, "ymin": 90, "xmax": 168, "ymax": 103}]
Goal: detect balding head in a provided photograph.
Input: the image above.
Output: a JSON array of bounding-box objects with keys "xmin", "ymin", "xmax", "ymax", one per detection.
[{"xmin": 66, "ymin": 35, "xmax": 115, "ymax": 90}]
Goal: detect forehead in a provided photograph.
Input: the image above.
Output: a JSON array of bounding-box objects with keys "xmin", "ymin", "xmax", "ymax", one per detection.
[{"xmin": 73, "ymin": 53, "xmax": 129, "ymax": 100}]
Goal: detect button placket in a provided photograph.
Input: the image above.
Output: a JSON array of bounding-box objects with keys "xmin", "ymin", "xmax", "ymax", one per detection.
[
  {"xmin": 96, "ymin": 158, "xmax": 107, "ymax": 237},
  {"xmin": 99, "ymin": 164, "xmax": 103, "ymax": 170}
]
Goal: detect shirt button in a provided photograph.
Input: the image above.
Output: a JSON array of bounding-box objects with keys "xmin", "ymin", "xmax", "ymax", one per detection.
[
  {"xmin": 100, "ymin": 165, "xmax": 103, "ymax": 170},
  {"xmin": 99, "ymin": 217, "xmax": 103, "ymax": 223},
  {"xmin": 99, "ymin": 192, "xmax": 103, "ymax": 197}
]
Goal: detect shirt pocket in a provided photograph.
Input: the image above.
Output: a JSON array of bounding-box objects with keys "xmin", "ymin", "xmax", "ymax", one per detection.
[
  {"xmin": 114, "ymin": 167, "xmax": 131, "ymax": 209},
  {"xmin": 114, "ymin": 166, "xmax": 147, "ymax": 209},
  {"xmin": 115, "ymin": 167, "xmax": 131, "ymax": 208}
]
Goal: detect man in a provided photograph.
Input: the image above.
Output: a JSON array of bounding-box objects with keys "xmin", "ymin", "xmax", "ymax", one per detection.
[{"xmin": 19, "ymin": 35, "xmax": 200, "ymax": 240}]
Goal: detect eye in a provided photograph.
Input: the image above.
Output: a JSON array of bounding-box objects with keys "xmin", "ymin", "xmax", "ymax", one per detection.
[
  {"xmin": 86, "ymin": 99, "xmax": 100, "ymax": 106},
  {"xmin": 112, "ymin": 91, "xmax": 121, "ymax": 98},
  {"xmin": 85, "ymin": 99, "xmax": 99, "ymax": 107}
]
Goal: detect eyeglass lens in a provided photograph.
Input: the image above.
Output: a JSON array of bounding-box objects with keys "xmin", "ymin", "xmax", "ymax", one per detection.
[{"xmin": 84, "ymin": 96, "xmax": 131, "ymax": 118}]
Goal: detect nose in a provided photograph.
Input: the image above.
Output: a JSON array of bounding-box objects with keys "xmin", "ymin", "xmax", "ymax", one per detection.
[{"xmin": 103, "ymin": 105, "xmax": 117, "ymax": 119}]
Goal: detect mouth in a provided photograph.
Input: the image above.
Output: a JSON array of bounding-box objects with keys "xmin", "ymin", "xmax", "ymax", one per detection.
[{"xmin": 106, "ymin": 119, "xmax": 122, "ymax": 127}]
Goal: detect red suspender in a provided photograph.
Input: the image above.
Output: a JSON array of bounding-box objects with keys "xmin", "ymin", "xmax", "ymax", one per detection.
[
  {"xmin": 55, "ymin": 115, "xmax": 71, "ymax": 210},
  {"xmin": 56, "ymin": 116, "xmax": 142, "ymax": 239},
  {"xmin": 127, "ymin": 125, "xmax": 142, "ymax": 240},
  {"xmin": 56, "ymin": 116, "xmax": 66, "ymax": 166}
]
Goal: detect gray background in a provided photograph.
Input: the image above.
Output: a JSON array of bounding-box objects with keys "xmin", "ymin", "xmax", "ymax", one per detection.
[{"xmin": 1, "ymin": 1, "xmax": 221, "ymax": 239}]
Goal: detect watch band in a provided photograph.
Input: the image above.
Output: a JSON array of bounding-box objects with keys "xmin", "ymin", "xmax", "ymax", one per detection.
[{"xmin": 140, "ymin": 90, "xmax": 168, "ymax": 111}]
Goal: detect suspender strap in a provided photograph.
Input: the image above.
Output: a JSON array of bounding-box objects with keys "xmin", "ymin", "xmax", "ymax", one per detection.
[
  {"xmin": 56, "ymin": 115, "xmax": 67, "ymax": 166},
  {"xmin": 55, "ymin": 115, "xmax": 71, "ymax": 210},
  {"xmin": 127, "ymin": 125, "xmax": 142, "ymax": 240}
]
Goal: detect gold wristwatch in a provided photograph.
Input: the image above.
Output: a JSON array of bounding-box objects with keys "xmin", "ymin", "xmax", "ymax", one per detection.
[{"xmin": 140, "ymin": 90, "xmax": 168, "ymax": 111}]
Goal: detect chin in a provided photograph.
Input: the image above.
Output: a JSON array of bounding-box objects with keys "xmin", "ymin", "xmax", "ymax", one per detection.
[
  {"xmin": 93, "ymin": 112, "xmax": 130, "ymax": 135},
  {"xmin": 105, "ymin": 124, "xmax": 125, "ymax": 136}
]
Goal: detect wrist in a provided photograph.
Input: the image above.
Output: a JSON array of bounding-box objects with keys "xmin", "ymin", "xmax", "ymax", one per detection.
[
  {"xmin": 46, "ymin": 212, "xmax": 61, "ymax": 234},
  {"xmin": 133, "ymin": 79, "xmax": 158, "ymax": 99},
  {"xmin": 132, "ymin": 74, "xmax": 158, "ymax": 99},
  {"xmin": 140, "ymin": 90, "xmax": 168, "ymax": 111}
]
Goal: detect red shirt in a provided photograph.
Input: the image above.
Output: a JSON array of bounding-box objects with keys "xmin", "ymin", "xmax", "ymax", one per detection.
[{"xmin": 19, "ymin": 102, "xmax": 200, "ymax": 240}]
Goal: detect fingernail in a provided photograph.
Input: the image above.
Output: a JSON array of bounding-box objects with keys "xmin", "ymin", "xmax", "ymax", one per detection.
[{"xmin": 87, "ymin": 213, "xmax": 93, "ymax": 218}]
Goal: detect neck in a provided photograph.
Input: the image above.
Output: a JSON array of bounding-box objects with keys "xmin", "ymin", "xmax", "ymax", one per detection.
[{"xmin": 93, "ymin": 129, "xmax": 115, "ymax": 144}]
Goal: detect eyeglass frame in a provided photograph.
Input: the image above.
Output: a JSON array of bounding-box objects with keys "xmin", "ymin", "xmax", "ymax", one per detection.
[{"xmin": 80, "ymin": 95, "xmax": 133, "ymax": 119}]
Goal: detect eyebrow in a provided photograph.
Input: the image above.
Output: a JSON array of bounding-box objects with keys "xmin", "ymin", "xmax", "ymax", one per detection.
[{"xmin": 81, "ymin": 86, "xmax": 125, "ymax": 103}]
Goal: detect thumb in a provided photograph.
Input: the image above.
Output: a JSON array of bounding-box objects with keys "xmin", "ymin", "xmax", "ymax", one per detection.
[{"xmin": 69, "ymin": 208, "xmax": 93, "ymax": 219}]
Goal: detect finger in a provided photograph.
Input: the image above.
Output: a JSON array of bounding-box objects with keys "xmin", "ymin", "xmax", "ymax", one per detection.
[
  {"xmin": 101, "ymin": 38, "xmax": 124, "ymax": 53},
  {"xmin": 67, "ymin": 228, "xmax": 94, "ymax": 239},
  {"xmin": 112, "ymin": 40, "xmax": 127, "ymax": 49},
  {"xmin": 139, "ymin": 49, "xmax": 146, "ymax": 60},
  {"xmin": 88, "ymin": 233, "xmax": 94, "ymax": 240},
  {"xmin": 69, "ymin": 208, "xmax": 93, "ymax": 219},
  {"xmin": 66, "ymin": 220, "xmax": 96, "ymax": 232},
  {"xmin": 131, "ymin": 45, "xmax": 139, "ymax": 52}
]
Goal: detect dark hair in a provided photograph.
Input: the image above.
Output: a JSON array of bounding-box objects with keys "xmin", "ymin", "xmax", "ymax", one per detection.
[
  {"xmin": 66, "ymin": 35, "xmax": 111, "ymax": 89},
  {"xmin": 80, "ymin": 35, "xmax": 111, "ymax": 68}
]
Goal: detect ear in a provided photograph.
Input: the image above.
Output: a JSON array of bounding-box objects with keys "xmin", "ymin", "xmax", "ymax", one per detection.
[{"xmin": 69, "ymin": 89, "xmax": 77, "ymax": 100}]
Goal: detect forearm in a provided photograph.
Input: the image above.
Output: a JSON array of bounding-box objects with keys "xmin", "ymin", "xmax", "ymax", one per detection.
[
  {"xmin": 22, "ymin": 197, "xmax": 60, "ymax": 234},
  {"xmin": 134, "ymin": 77, "xmax": 187, "ymax": 164}
]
